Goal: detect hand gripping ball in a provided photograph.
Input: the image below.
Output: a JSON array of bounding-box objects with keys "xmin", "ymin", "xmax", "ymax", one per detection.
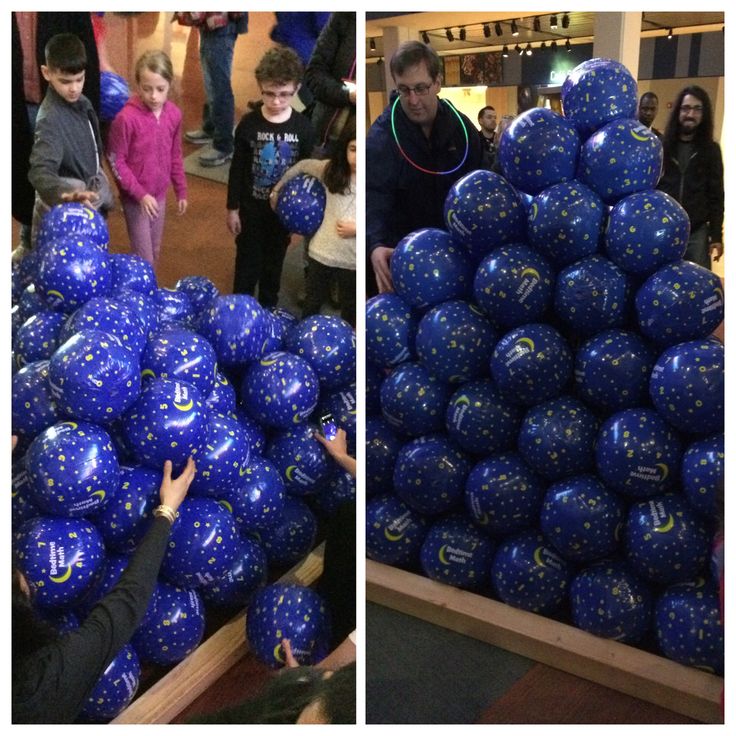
[
  {"xmin": 518, "ymin": 396, "xmax": 598, "ymax": 481},
  {"xmin": 624, "ymin": 494, "xmax": 710, "ymax": 586},
  {"xmin": 284, "ymin": 314, "xmax": 356, "ymax": 391},
  {"xmin": 110, "ymin": 253, "xmax": 156, "ymax": 296},
  {"xmin": 200, "ymin": 536, "xmax": 268, "ymax": 608},
  {"xmin": 594, "ymin": 408, "xmax": 682, "ymax": 498},
  {"xmin": 175, "ymin": 274, "xmax": 219, "ymax": 315},
  {"xmin": 649, "ymin": 338, "xmax": 724, "ymax": 435},
  {"xmin": 539, "ymin": 475, "xmax": 625, "ymax": 563},
  {"xmin": 36, "ymin": 202, "xmax": 109, "ymax": 251},
  {"xmin": 527, "ymin": 180, "xmax": 605, "ymax": 267},
  {"xmin": 393, "ymin": 435, "xmax": 472, "ymax": 516},
  {"xmin": 25, "ymin": 420, "xmax": 120, "ymax": 517},
  {"xmin": 13, "ymin": 515, "xmax": 106, "ymax": 609},
  {"xmin": 578, "ymin": 119, "xmax": 663, "ymax": 206},
  {"xmin": 80, "ymin": 644, "xmax": 140, "ymax": 722},
  {"xmin": 420, "ymin": 513, "xmax": 495, "ymax": 593},
  {"xmin": 443, "ymin": 170, "xmax": 527, "ymax": 261},
  {"xmin": 253, "ymin": 496, "xmax": 318, "ymax": 569},
  {"xmin": 498, "ymin": 108, "xmax": 581, "ymax": 195},
  {"xmin": 491, "ymin": 530, "xmax": 571, "ymax": 614},
  {"xmin": 655, "ymin": 579, "xmax": 724, "ymax": 675},
  {"xmin": 570, "ymin": 560, "xmax": 653, "ymax": 643},
  {"xmin": 160, "ymin": 497, "xmax": 240, "ymax": 588},
  {"xmin": 390, "ymin": 228, "xmax": 475, "ymax": 310},
  {"xmin": 574, "ymin": 328, "xmax": 655, "ymax": 413},
  {"xmin": 366, "ymin": 493, "xmax": 428, "ymax": 569},
  {"xmin": 681, "ymin": 434, "xmax": 724, "ymax": 518},
  {"xmin": 99, "ymin": 70, "xmax": 130, "ymax": 122},
  {"xmin": 490, "ymin": 323, "xmax": 573, "ymax": 406},
  {"xmin": 366, "ymin": 417, "xmax": 404, "ymax": 494},
  {"xmin": 121, "ymin": 377, "xmax": 208, "ymax": 471},
  {"xmin": 245, "ymin": 583, "xmax": 332, "ymax": 668},
  {"xmin": 379, "ymin": 361, "xmax": 452, "ymax": 437},
  {"xmin": 473, "ymin": 244, "xmax": 555, "ymax": 328},
  {"xmin": 464, "ymin": 452, "xmax": 546, "ymax": 536},
  {"xmin": 445, "ymin": 379, "xmax": 523, "ymax": 457},
  {"xmin": 561, "ymin": 58, "xmax": 638, "ymax": 138},
  {"xmin": 242, "ymin": 351, "xmax": 320, "ymax": 430},
  {"xmin": 605, "ymin": 190, "xmax": 689, "ymax": 275},
  {"xmin": 365, "ymin": 292, "xmax": 418, "ymax": 369},
  {"xmin": 635, "ymin": 261, "xmax": 724, "ymax": 347},
  {"xmin": 265, "ymin": 425, "xmax": 334, "ymax": 496},
  {"xmin": 141, "ymin": 326, "xmax": 218, "ymax": 396},
  {"xmin": 275, "ymin": 173, "xmax": 326, "ymax": 236},
  {"xmin": 415, "ymin": 300, "xmax": 497, "ymax": 384},
  {"xmin": 13, "ymin": 310, "xmax": 67, "ymax": 368},
  {"xmin": 12, "ymin": 360, "xmax": 62, "ymax": 441}
]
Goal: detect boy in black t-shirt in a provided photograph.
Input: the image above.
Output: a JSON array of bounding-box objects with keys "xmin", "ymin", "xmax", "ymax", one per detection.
[{"xmin": 226, "ymin": 46, "xmax": 314, "ymax": 307}]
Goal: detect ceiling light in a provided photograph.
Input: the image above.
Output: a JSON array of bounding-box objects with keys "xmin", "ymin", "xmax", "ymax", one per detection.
[
  {"xmin": 495, "ymin": 22, "xmax": 503, "ymax": 37},
  {"xmin": 540, "ymin": 41, "xmax": 547, "ymax": 50},
  {"xmin": 562, "ymin": 13, "xmax": 570, "ymax": 29},
  {"xmin": 525, "ymin": 43, "xmax": 533, "ymax": 55},
  {"xmin": 550, "ymin": 40, "xmax": 558, "ymax": 52},
  {"xmin": 502, "ymin": 45, "xmax": 509, "ymax": 57},
  {"xmin": 667, "ymin": 27, "xmax": 673, "ymax": 39},
  {"xmin": 483, "ymin": 23, "xmax": 491, "ymax": 38},
  {"xmin": 422, "ymin": 31, "xmax": 430, "ymax": 44},
  {"xmin": 511, "ymin": 19, "xmax": 519, "ymax": 36},
  {"xmin": 459, "ymin": 27, "xmax": 466, "ymax": 41},
  {"xmin": 550, "ymin": 14, "xmax": 558, "ymax": 29},
  {"xmin": 445, "ymin": 28, "xmax": 454, "ymax": 42},
  {"xmin": 515, "ymin": 43, "xmax": 522, "ymax": 55},
  {"xmin": 565, "ymin": 37, "xmax": 572, "ymax": 51},
  {"xmin": 369, "ymin": 38, "xmax": 376, "ymax": 51},
  {"xmin": 533, "ymin": 17, "xmax": 541, "ymax": 32}
]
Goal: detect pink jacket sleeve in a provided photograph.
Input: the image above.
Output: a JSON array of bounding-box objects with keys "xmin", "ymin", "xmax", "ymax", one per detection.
[
  {"xmin": 106, "ymin": 111, "xmax": 148, "ymax": 203},
  {"xmin": 169, "ymin": 110, "xmax": 188, "ymax": 201}
]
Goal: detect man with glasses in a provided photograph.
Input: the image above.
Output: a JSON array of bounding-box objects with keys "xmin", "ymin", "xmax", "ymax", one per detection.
[
  {"xmin": 366, "ymin": 40, "xmax": 483, "ymax": 294},
  {"xmin": 658, "ymin": 86, "xmax": 724, "ymax": 269}
]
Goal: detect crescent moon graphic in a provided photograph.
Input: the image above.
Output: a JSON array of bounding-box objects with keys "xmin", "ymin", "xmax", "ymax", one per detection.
[
  {"xmin": 446, "ymin": 208, "xmax": 456, "ymax": 224},
  {"xmin": 630, "ymin": 128, "xmax": 650, "ymax": 143},
  {"xmin": 384, "ymin": 527, "xmax": 404, "ymax": 542},
  {"xmin": 516, "ymin": 336, "xmax": 535, "ymax": 352},
  {"xmin": 260, "ymin": 357, "xmax": 279, "ymax": 367},
  {"xmin": 476, "ymin": 512, "xmax": 490, "ymax": 525},
  {"xmin": 239, "ymin": 466, "xmax": 248, "ymax": 477},
  {"xmin": 654, "ymin": 514, "xmax": 675, "ymax": 533},
  {"xmin": 285, "ymin": 465, "xmax": 298, "ymax": 482},
  {"xmin": 141, "ymin": 368, "xmax": 156, "ymax": 379},
  {"xmin": 92, "ymin": 490, "xmax": 106, "ymax": 501},
  {"xmin": 520, "ymin": 267, "xmax": 540, "ymax": 280},
  {"xmin": 174, "ymin": 399, "xmax": 194, "ymax": 412},
  {"xmin": 50, "ymin": 565, "xmax": 73, "ymax": 584},
  {"xmin": 530, "ymin": 202, "xmax": 538, "ymax": 219},
  {"xmin": 714, "ymin": 287, "xmax": 724, "ymax": 301},
  {"xmin": 455, "ymin": 395, "xmax": 471, "ymax": 407},
  {"xmin": 273, "ymin": 643, "xmax": 285, "ymax": 663},
  {"xmin": 46, "ymin": 289, "xmax": 65, "ymax": 301},
  {"xmin": 219, "ymin": 499, "xmax": 233, "ymax": 514},
  {"xmin": 655, "ymin": 463, "xmax": 669, "ymax": 482},
  {"xmin": 61, "ymin": 421, "xmax": 79, "ymax": 430},
  {"xmin": 438, "ymin": 545, "xmax": 450, "ymax": 565},
  {"xmin": 533, "ymin": 546, "xmax": 547, "ymax": 567}
]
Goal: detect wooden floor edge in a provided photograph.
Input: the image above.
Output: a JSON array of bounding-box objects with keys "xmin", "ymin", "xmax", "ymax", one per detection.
[
  {"xmin": 112, "ymin": 542, "xmax": 326, "ymax": 724},
  {"xmin": 366, "ymin": 559, "xmax": 724, "ymax": 724}
]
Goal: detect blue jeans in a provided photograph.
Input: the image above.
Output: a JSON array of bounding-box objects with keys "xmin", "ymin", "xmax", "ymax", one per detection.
[
  {"xmin": 684, "ymin": 222, "xmax": 711, "ymax": 270},
  {"xmin": 199, "ymin": 25, "xmax": 237, "ymax": 155}
]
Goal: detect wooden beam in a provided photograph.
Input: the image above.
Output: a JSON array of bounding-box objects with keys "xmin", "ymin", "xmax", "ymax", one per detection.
[
  {"xmin": 113, "ymin": 542, "xmax": 325, "ymax": 724},
  {"xmin": 367, "ymin": 559, "xmax": 724, "ymax": 724}
]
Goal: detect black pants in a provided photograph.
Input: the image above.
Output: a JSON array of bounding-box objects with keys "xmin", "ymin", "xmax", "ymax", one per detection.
[
  {"xmin": 303, "ymin": 256, "xmax": 356, "ymax": 327},
  {"xmin": 233, "ymin": 199, "xmax": 290, "ymax": 308}
]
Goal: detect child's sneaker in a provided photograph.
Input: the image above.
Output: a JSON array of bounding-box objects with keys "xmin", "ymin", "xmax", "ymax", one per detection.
[
  {"xmin": 185, "ymin": 129, "xmax": 213, "ymax": 144},
  {"xmin": 198, "ymin": 148, "xmax": 233, "ymax": 167}
]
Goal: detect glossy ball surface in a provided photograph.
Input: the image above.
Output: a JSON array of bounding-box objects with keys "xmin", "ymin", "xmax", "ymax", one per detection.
[
  {"xmin": 365, "ymin": 292, "xmax": 418, "ymax": 369},
  {"xmin": 275, "ymin": 173, "xmax": 326, "ymax": 236},
  {"xmin": 366, "ymin": 493, "xmax": 428, "ymax": 569}
]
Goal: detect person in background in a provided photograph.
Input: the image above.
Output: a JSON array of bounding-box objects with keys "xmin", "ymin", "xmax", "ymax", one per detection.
[
  {"xmin": 638, "ymin": 91, "xmax": 662, "ymax": 137},
  {"xmin": 107, "ymin": 50, "xmax": 188, "ymax": 267},
  {"xmin": 657, "ymin": 85, "xmax": 724, "ymax": 269},
  {"xmin": 491, "ymin": 114, "xmax": 516, "ymax": 175},
  {"xmin": 477, "ymin": 104, "xmax": 497, "ymax": 166}
]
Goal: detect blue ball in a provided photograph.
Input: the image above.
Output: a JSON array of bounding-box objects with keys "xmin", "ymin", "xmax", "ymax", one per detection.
[
  {"xmin": 540, "ymin": 475, "xmax": 625, "ymax": 562},
  {"xmin": 561, "ymin": 58, "xmax": 638, "ymax": 137},
  {"xmin": 242, "ymin": 351, "xmax": 320, "ymax": 430},
  {"xmin": 595, "ymin": 408, "xmax": 682, "ymax": 498},
  {"xmin": 518, "ymin": 396, "xmax": 598, "ymax": 480},
  {"xmin": 285, "ymin": 314, "xmax": 356, "ymax": 390},
  {"xmin": 12, "ymin": 360, "xmax": 62, "ymax": 441},
  {"xmin": 175, "ymin": 275, "xmax": 219, "ymax": 315},
  {"xmin": 444, "ymin": 170, "xmax": 527, "ymax": 261},
  {"xmin": 245, "ymin": 583, "xmax": 331, "ymax": 668},
  {"xmin": 635, "ymin": 261, "xmax": 724, "ymax": 347},
  {"xmin": 464, "ymin": 452, "xmax": 546, "ymax": 536},
  {"xmin": 114, "ymin": 287, "xmax": 159, "ymax": 340},
  {"xmin": 491, "ymin": 530, "xmax": 571, "ymax": 614},
  {"xmin": 160, "ymin": 497, "xmax": 240, "ymax": 588},
  {"xmin": 624, "ymin": 495, "xmax": 710, "ymax": 585},
  {"xmin": 681, "ymin": 434, "xmax": 724, "ymax": 518},
  {"xmin": 275, "ymin": 173, "xmax": 326, "ymax": 236},
  {"xmin": 490, "ymin": 323, "xmax": 573, "ymax": 406},
  {"xmin": 649, "ymin": 338, "xmax": 724, "ymax": 435},
  {"xmin": 141, "ymin": 326, "xmax": 218, "ymax": 396},
  {"xmin": 265, "ymin": 425, "xmax": 334, "ymax": 496},
  {"xmin": 314, "ymin": 469, "xmax": 356, "ymax": 517},
  {"xmin": 17, "ymin": 284, "xmax": 49, "ymax": 323},
  {"xmin": 218, "ymin": 456, "xmax": 286, "ymax": 534},
  {"xmin": 253, "ymin": 496, "xmax": 318, "ymax": 569},
  {"xmin": 366, "ymin": 362, "xmax": 384, "ymax": 417},
  {"xmin": 199, "ymin": 536, "xmax": 268, "ymax": 608},
  {"xmin": 110, "ymin": 253, "xmax": 156, "ymax": 295},
  {"xmin": 570, "ymin": 561, "xmax": 653, "ymax": 642},
  {"xmin": 132, "ymin": 583, "xmax": 206, "ymax": 665},
  {"xmin": 365, "ymin": 292, "xmax": 418, "ymax": 369},
  {"xmin": 574, "ymin": 328, "xmax": 655, "ymax": 412},
  {"xmin": 605, "ymin": 190, "xmax": 690, "ymax": 275},
  {"xmin": 153, "ymin": 287, "xmax": 195, "ymax": 328},
  {"xmin": 655, "ymin": 580, "xmax": 723, "ymax": 675},
  {"xmin": 205, "ymin": 370, "xmax": 238, "ymax": 416},
  {"xmin": 25, "ymin": 420, "xmax": 120, "ymax": 517},
  {"xmin": 366, "ymin": 417, "xmax": 403, "ymax": 493},
  {"xmin": 80, "ymin": 645, "xmax": 140, "ymax": 722},
  {"xmin": 99, "ymin": 70, "xmax": 130, "ymax": 122},
  {"xmin": 121, "ymin": 377, "xmax": 208, "ymax": 471},
  {"xmin": 527, "ymin": 180, "xmax": 605, "ymax": 267},
  {"xmin": 12, "ymin": 462, "xmax": 42, "ymax": 531},
  {"xmin": 444, "ymin": 379, "xmax": 522, "ymax": 456},
  {"xmin": 366, "ymin": 493, "xmax": 428, "ymax": 569},
  {"xmin": 198, "ymin": 295, "xmax": 269, "ymax": 368},
  {"xmin": 261, "ymin": 310, "xmax": 287, "ymax": 354},
  {"xmin": 13, "ymin": 310, "xmax": 67, "ymax": 368},
  {"xmin": 473, "ymin": 244, "xmax": 555, "ymax": 328},
  {"xmin": 420, "ymin": 513, "xmax": 495, "ymax": 592},
  {"xmin": 553, "ymin": 255, "xmax": 631, "ymax": 337},
  {"xmin": 36, "ymin": 202, "xmax": 109, "ymax": 251},
  {"xmin": 393, "ymin": 435, "xmax": 471, "ymax": 516},
  {"xmin": 14, "ymin": 515, "xmax": 106, "ymax": 609},
  {"xmin": 390, "ymin": 228, "xmax": 475, "ymax": 309},
  {"xmin": 578, "ymin": 119, "xmax": 663, "ymax": 205},
  {"xmin": 235, "ymin": 410, "xmax": 267, "ymax": 456},
  {"xmin": 73, "ymin": 552, "xmax": 129, "ymax": 617},
  {"xmin": 380, "ymin": 361, "xmax": 452, "ymax": 437},
  {"xmin": 498, "ymin": 108, "xmax": 580, "ymax": 195}
]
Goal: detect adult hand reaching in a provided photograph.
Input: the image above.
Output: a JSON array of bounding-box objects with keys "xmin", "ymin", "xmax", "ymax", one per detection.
[
  {"xmin": 370, "ymin": 246, "xmax": 394, "ymax": 293},
  {"xmin": 158, "ymin": 457, "xmax": 196, "ymax": 514}
]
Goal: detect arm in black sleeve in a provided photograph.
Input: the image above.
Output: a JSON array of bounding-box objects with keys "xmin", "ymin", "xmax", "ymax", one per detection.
[
  {"xmin": 366, "ymin": 122, "xmax": 399, "ymax": 253},
  {"xmin": 303, "ymin": 13, "xmax": 355, "ymax": 109},
  {"xmin": 707, "ymin": 142, "xmax": 724, "ymax": 243}
]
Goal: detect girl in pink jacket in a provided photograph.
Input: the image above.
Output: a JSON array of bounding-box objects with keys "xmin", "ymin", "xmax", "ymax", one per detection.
[{"xmin": 107, "ymin": 50, "xmax": 187, "ymax": 266}]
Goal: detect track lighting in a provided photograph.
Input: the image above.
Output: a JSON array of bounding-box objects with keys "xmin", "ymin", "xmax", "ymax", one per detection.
[
  {"xmin": 459, "ymin": 27, "xmax": 466, "ymax": 41},
  {"xmin": 562, "ymin": 13, "xmax": 570, "ymax": 29},
  {"xmin": 495, "ymin": 22, "xmax": 503, "ymax": 37},
  {"xmin": 540, "ymin": 41, "xmax": 547, "ymax": 50},
  {"xmin": 667, "ymin": 28, "xmax": 673, "ymax": 39},
  {"xmin": 525, "ymin": 43, "xmax": 533, "ymax": 55},
  {"xmin": 422, "ymin": 30, "xmax": 430, "ymax": 44},
  {"xmin": 502, "ymin": 45, "xmax": 509, "ymax": 57},
  {"xmin": 550, "ymin": 40, "xmax": 557, "ymax": 52},
  {"xmin": 550, "ymin": 14, "xmax": 558, "ymax": 29},
  {"xmin": 515, "ymin": 43, "xmax": 522, "ymax": 55},
  {"xmin": 533, "ymin": 17, "xmax": 541, "ymax": 32},
  {"xmin": 369, "ymin": 38, "xmax": 376, "ymax": 51},
  {"xmin": 483, "ymin": 23, "xmax": 491, "ymax": 38},
  {"xmin": 445, "ymin": 28, "xmax": 454, "ymax": 42},
  {"xmin": 511, "ymin": 19, "xmax": 519, "ymax": 36},
  {"xmin": 565, "ymin": 37, "xmax": 572, "ymax": 51}
]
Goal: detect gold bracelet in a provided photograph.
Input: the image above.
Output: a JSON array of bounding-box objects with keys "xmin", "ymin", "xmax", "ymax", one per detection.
[{"xmin": 153, "ymin": 505, "xmax": 177, "ymax": 524}]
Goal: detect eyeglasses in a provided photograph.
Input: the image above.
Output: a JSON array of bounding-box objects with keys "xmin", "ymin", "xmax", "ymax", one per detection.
[
  {"xmin": 262, "ymin": 90, "xmax": 296, "ymax": 101},
  {"xmin": 680, "ymin": 104, "xmax": 703, "ymax": 113},
  {"xmin": 396, "ymin": 82, "xmax": 434, "ymax": 98}
]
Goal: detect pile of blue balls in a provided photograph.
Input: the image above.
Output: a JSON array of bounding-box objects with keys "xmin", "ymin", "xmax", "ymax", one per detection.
[
  {"xmin": 11, "ymin": 202, "xmax": 352, "ymax": 721},
  {"xmin": 366, "ymin": 58, "xmax": 724, "ymax": 676}
]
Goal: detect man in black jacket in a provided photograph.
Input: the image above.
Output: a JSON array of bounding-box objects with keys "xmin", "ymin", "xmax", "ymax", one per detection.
[
  {"xmin": 366, "ymin": 40, "xmax": 483, "ymax": 294},
  {"xmin": 657, "ymin": 85, "xmax": 724, "ymax": 269}
]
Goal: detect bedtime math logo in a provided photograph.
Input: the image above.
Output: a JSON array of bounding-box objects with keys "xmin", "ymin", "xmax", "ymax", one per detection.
[
  {"xmin": 438, "ymin": 544, "xmax": 473, "ymax": 565},
  {"xmin": 384, "ymin": 511, "xmax": 412, "ymax": 542},
  {"xmin": 648, "ymin": 499, "xmax": 675, "ymax": 533},
  {"xmin": 516, "ymin": 268, "xmax": 541, "ymax": 303},
  {"xmin": 629, "ymin": 463, "xmax": 669, "ymax": 483},
  {"xmin": 48, "ymin": 541, "xmax": 74, "ymax": 583},
  {"xmin": 504, "ymin": 336, "xmax": 535, "ymax": 368},
  {"xmin": 173, "ymin": 382, "xmax": 193, "ymax": 411}
]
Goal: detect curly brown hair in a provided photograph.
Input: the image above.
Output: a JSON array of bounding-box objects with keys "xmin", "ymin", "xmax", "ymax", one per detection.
[{"xmin": 255, "ymin": 46, "xmax": 304, "ymax": 86}]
